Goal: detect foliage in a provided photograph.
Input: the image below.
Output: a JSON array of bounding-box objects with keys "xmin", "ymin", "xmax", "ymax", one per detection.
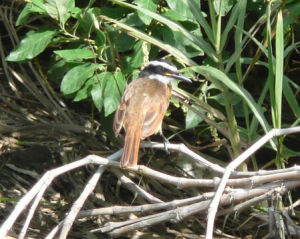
[{"xmin": 7, "ymin": 0, "xmax": 300, "ymax": 164}]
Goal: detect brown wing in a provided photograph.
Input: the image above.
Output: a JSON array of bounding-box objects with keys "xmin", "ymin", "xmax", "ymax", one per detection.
[
  {"xmin": 141, "ymin": 84, "xmax": 171, "ymax": 138},
  {"xmin": 113, "ymin": 82, "xmax": 133, "ymax": 136},
  {"xmin": 141, "ymin": 98, "xmax": 170, "ymax": 139},
  {"xmin": 113, "ymin": 101, "xmax": 126, "ymax": 137},
  {"xmin": 113, "ymin": 80, "xmax": 143, "ymax": 168}
]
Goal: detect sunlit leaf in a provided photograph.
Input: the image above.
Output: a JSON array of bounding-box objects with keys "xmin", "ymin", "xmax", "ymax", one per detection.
[{"xmin": 6, "ymin": 28, "xmax": 57, "ymax": 61}]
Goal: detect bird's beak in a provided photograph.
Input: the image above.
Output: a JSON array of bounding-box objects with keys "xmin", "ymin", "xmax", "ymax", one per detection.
[{"xmin": 166, "ymin": 72, "xmax": 192, "ymax": 83}]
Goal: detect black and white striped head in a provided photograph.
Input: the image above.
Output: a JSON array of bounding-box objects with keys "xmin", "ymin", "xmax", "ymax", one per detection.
[{"xmin": 139, "ymin": 59, "xmax": 191, "ymax": 84}]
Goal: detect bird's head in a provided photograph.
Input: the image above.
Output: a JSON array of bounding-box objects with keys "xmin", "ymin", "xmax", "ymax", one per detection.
[{"xmin": 138, "ymin": 59, "xmax": 191, "ymax": 84}]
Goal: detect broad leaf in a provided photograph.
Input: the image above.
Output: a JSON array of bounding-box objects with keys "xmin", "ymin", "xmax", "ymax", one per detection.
[
  {"xmin": 110, "ymin": 0, "xmax": 217, "ymax": 62},
  {"xmin": 186, "ymin": 106, "xmax": 204, "ymax": 129},
  {"xmin": 44, "ymin": 0, "xmax": 74, "ymax": 27},
  {"xmin": 165, "ymin": 0, "xmax": 198, "ymax": 21},
  {"xmin": 73, "ymin": 77, "xmax": 94, "ymax": 102},
  {"xmin": 61, "ymin": 63, "xmax": 97, "ymax": 95},
  {"xmin": 134, "ymin": 0, "xmax": 158, "ymax": 25},
  {"xmin": 91, "ymin": 72, "xmax": 108, "ymax": 112},
  {"xmin": 6, "ymin": 28, "xmax": 57, "ymax": 62},
  {"xmin": 54, "ymin": 49, "xmax": 95, "ymax": 61},
  {"xmin": 16, "ymin": 0, "xmax": 46, "ymax": 26},
  {"xmin": 213, "ymin": 0, "xmax": 233, "ymax": 16},
  {"xmin": 104, "ymin": 72, "xmax": 125, "ymax": 116}
]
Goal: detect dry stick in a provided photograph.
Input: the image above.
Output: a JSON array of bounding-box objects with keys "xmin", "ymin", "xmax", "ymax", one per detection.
[
  {"xmin": 1, "ymin": 139, "xmax": 299, "ymax": 238},
  {"xmin": 142, "ymin": 142, "xmax": 225, "ymax": 174},
  {"xmin": 57, "ymin": 152, "xmax": 122, "ymax": 239},
  {"xmin": 218, "ymin": 190, "xmax": 275, "ymax": 216},
  {"xmin": 105, "ymin": 180, "xmax": 300, "ymax": 237},
  {"xmin": 18, "ymin": 177, "xmax": 50, "ymax": 239},
  {"xmin": 110, "ymin": 168, "xmax": 163, "ymax": 203},
  {"xmin": 45, "ymin": 221, "xmax": 64, "ymax": 239},
  {"xmin": 0, "ymin": 153, "xmax": 122, "ymax": 239},
  {"xmin": 58, "ymin": 165, "xmax": 107, "ymax": 239},
  {"xmin": 8, "ymin": 67, "xmax": 55, "ymax": 112},
  {"xmin": 142, "ymin": 141, "xmax": 300, "ymax": 177},
  {"xmin": 129, "ymin": 165, "xmax": 300, "ymax": 188},
  {"xmin": 78, "ymin": 192, "xmax": 215, "ymax": 218},
  {"xmin": 131, "ymin": 165, "xmax": 216, "ymax": 188},
  {"xmin": 58, "ymin": 165, "xmax": 164, "ymax": 238},
  {"xmin": 206, "ymin": 126, "xmax": 300, "ymax": 239}
]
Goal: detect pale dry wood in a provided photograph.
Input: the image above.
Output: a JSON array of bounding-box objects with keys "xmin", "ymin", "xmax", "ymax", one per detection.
[
  {"xmin": 1, "ymin": 128, "xmax": 300, "ymax": 238},
  {"xmin": 206, "ymin": 126, "xmax": 300, "ymax": 239}
]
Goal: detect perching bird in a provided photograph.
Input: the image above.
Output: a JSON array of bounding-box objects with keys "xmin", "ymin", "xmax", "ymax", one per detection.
[{"xmin": 113, "ymin": 59, "xmax": 191, "ymax": 168}]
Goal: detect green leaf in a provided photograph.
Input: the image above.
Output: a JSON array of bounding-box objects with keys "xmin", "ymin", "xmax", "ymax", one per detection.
[
  {"xmin": 95, "ymin": 30, "xmax": 106, "ymax": 48},
  {"xmin": 182, "ymin": 0, "xmax": 214, "ymax": 44},
  {"xmin": 54, "ymin": 49, "xmax": 95, "ymax": 61},
  {"xmin": 122, "ymin": 41, "xmax": 145, "ymax": 74},
  {"xmin": 192, "ymin": 65, "xmax": 271, "ymax": 133},
  {"xmin": 275, "ymin": 9, "xmax": 284, "ymax": 128},
  {"xmin": 91, "ymin": 72, "xmax": 108, "ymax": 112},
  {"xmin": 213, "ymin": 0, "xmax": 233, "ymax": 16},
  {"xmin": 283, "ymin": 76, "xmax": 300, "ymax": 118},
  {"xmin": 114, "ymin": 71, "xmax": 126, "ymax": 94},
  {"xmin": 47, "ymin": 59, "xmax": 68, "ymax": 81},
  {"xmin": 117, "ymin": 33, "xmax": 136, "ymax": 52},
  {"xmin": 16, "ymin": 0, "xmax": 46, "ymax": 26},
  {"xmin": 186, "ymin": 106, "xmax": 204, "ymax": 129},
  {"xmin": 164, "ymin": 0, "xmax": 197, "ymax": 21},
  {"xmin": 73, "ymin": 77, "xmax": 94, "ymax": 102},
  {"xmin": 44, "ymin": 0, "xmax": 74, "ymax": 27},
  {"xmin": 104, "ymin": 72, "xmax": 125, "ymax": 116},
  {"xmin": 99, "ymin": 6, "xmax": 130, "ymax": 19},
  {"xmin": 61, "ymin": 63, "xmax": 97, "ymax": 95},
  {"xmin": 220, "ymin": 0, "xmax": 246, "ymax": 52},
  {"xmin": 161, "ymin": 27, "xmax": 203, "ymax": 57},
  {"xmin": 6, "ymin": 28, "xmax": 57, "ymax": 62},
  {"xmin": 101, "ymin": 15, "xmax": 196, "ymax": 66},
  {"xmin": 266, "ymin": 3, "xmax": 276, "ymax": 127},
  {"xmin": 110, "ymin": 0, "xmax": 217, "ymax": 63},
  {"xmin": 77, "ymin": 8, "xmax": 96, "ymax": 36},
  {"xmin": 134, "ymin": 0, "xmax": 158, "ymax": 25}
]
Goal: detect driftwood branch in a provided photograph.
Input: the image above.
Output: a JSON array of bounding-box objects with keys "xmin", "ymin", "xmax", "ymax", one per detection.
[
  {"xmin": 0, "ymin": 127, "xmax": 300, "ymax": 238},
  {"xmin": 206, "ymin": 126, "xmax": 300, "ymax": 239}
]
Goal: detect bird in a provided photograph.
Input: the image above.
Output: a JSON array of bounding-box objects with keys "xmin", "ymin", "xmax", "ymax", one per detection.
[{"xmin": 113, "ymin": 59, "xmax": 191, "ymax": 168}]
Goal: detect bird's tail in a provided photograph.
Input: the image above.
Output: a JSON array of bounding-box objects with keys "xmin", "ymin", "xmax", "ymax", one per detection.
[{"xmin": 121, "ymin": 125, "xmax": 142, "ymax": 168}]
